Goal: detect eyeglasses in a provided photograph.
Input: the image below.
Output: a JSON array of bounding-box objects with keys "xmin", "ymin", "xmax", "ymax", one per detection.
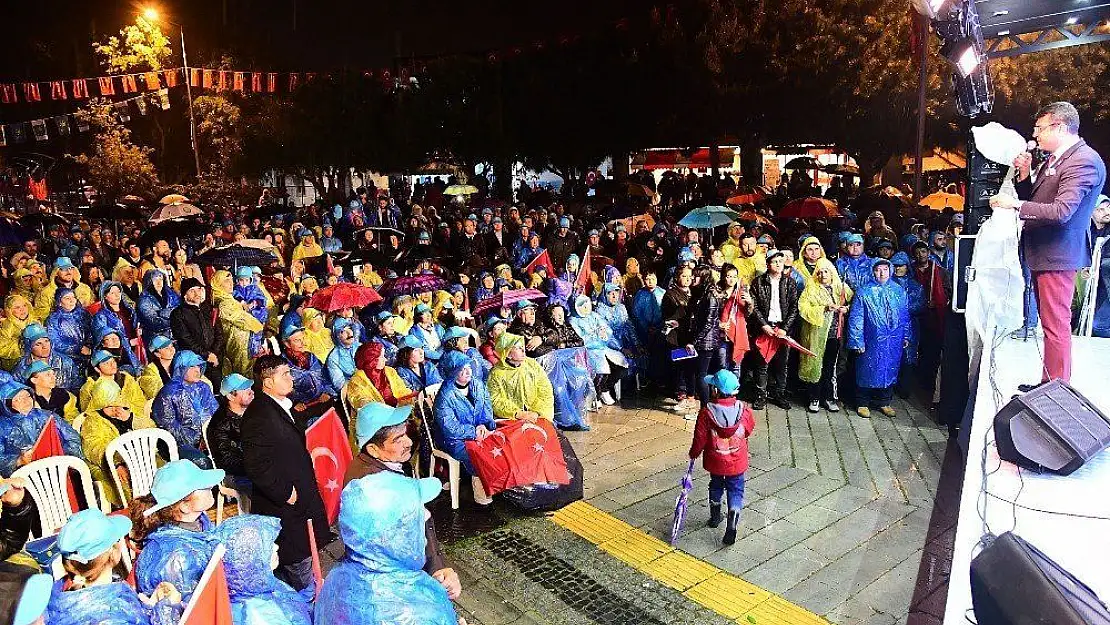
[{"xmin": 1033, "ymin": 121, "xmax": 1061, "ymax": 133}]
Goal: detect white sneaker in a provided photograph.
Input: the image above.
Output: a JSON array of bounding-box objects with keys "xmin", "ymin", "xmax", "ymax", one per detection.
[
  {"xmin": 824, "ymin": 400, "xmax": 840, "ymax": 413},
  {"xmin": 808, "ymin": 400, "xmax": 821, "ymax": 413},
  {"xmin": 472, "ymin": 476, "xmax": 493, "ymax": 506},
  {"xmin": 600, "ymin": 391, "xmax": 616, "ymax": 405},
  {"xmin": 662, "ymin": 397, "xmax": 679, "ymax": 406}
]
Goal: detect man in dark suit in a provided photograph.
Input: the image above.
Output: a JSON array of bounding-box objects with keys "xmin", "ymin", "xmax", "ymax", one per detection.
[
  {"xmin": 991, "ymin": 101, "xmax": 1107, "ymax": 383},
  {"xmin": 241, "ymin": 354, "xmax": 328, "ymax": 591}
]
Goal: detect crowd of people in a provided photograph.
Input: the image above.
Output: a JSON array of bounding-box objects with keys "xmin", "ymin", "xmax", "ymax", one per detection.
[{"xmin": 0, "ymin": 172, "xmax": 977, "ymax": 624}]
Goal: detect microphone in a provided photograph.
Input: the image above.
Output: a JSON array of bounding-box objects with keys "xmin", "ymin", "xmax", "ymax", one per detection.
[{"xmin": 1026, "ymin": 140, "xmax": 1046, "ymax": 167}]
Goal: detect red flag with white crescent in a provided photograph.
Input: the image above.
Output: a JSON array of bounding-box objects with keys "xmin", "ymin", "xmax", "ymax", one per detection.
[
  {"xmin": 524, "ymin": 249, "xmax": 556, "ymax": 278},
  {"xmin": 575, "ymin": 248, "xmax": 592, "ymax": 294},
  {"xmin": 465, "ymin": 420, "xmax": 568, "ymax": 496},
  {"xmin": 304, "ymin": 408, "xmax": 352, "ymax": 525},
  {"xmin": 179, "ymin": 544, "xmax": 234, "ymax": 625}
]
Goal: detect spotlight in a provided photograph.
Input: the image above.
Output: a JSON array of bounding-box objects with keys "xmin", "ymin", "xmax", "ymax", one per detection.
[
  {"xmin": 1065, "ymin": 17, "xmax": 1079, "ymax": 25},
  {"xmin": 942, "ymin": 38, "xmax": 982, "ymax": 77}
]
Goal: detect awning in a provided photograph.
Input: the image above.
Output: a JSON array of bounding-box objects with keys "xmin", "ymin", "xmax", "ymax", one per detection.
[{"xmin": 902, "ymin": 150, "xmax": 966, "ymax": 172}]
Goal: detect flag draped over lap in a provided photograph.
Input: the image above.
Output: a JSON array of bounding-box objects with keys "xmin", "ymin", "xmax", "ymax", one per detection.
[{"xmin": 465, "ymin": 419, "xmax": 569, "ymax": 496}]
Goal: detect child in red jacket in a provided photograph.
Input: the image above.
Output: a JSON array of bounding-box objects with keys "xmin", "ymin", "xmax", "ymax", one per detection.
[{"xmin": 689, "ymin": 369, "xmax": 755, "ymax": 545}]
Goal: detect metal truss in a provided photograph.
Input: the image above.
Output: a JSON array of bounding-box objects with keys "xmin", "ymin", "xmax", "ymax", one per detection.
[{"xmin": 985, "ymin": 21, "xmax": 1110, "ymax": 58}]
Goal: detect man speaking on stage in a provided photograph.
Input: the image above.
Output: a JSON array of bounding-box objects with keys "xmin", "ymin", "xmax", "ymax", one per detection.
[{"xmin": 990, "ymin": 102, "xmax": 1107, "ymax": 384}]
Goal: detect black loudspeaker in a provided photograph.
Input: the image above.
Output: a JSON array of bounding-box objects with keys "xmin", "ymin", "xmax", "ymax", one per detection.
[
  {"xmin": 952, "ymin": 234, "xmax": 975, "ymax": 313},
  {"xmin": 994, "ymin": 379, "xmax": 1110, "ymax": 475},
  {"xmin": 971, "ymin": 532, "xmax": 1110, "ymax": 625},
  {"xmin": 968, "ymin": 177, "xmax": 1004, "ymax": 209},
  {"xmin": 965, "ymin": 206, "xmax": 992, "ymax": 235}
]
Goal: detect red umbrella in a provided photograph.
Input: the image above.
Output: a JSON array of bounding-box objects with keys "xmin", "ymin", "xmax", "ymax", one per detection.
[
  {"xmin": 473, "ymin": 288, "xmax": 547, "ymax": 315},
  {"xmin": 308, "ymin": 282, "xmax": 383, "ymax": 312},
  {"xmin": 779, "ymin": 197, "xmax": 841, "ymax": 219},
  {"xmin": 726, "ymin": 189, "xmax": 767, "ymax": 205},
  {"xmin": 735, "ymin": 210, "xmax": 775, "ymax": 228}
]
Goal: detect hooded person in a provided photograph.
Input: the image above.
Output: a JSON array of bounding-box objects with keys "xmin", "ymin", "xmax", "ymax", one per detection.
[
  {"xmin": 630, "ymin": 270, "xmax": 666, "ymax": 344},
  {"xmin": 474, "ymin": 271, "xmax": 498, "ymax": 303},
  {"xmin": 487, "ymin": 332, "xmax": 555, "ymax": 421},
  {"xmin": 891, "ymin": 251, "xmax": 925, "ymax": 368},
  {"xmin": 406, "ymin": 303, "xmax": 445, "ymax": 362},
  {"xmin": 300, "ymin": 308, "xmax": 334, "ymax": 364},
  {"xmin": 438, "ymin": 325, "xmax": 491, "ymax": 384},
  {"xmin": 138, "ymin": 335, "xmax": 176, "ymax": 401},
  {"xmin": 847, "ymin": 258, "xmax": 913, "ymax": 418},
  {"xmin": 594, "ymin": 283, "xmax": 645, "ymax": 374},
  {"xmin": 0, "ymin": 295, "xmax": 39, "ymax": 371},
  {"xmin": 794, "ymin": 235, "xmax": 839, "ymax": 286},
  {"xmin": 208, "ymin": 515, "xmax": 313, "ymax": 625},
  {"xmin": 280, "ymin": 325, "xmax": 337, "ymax": 410},
  {"xmin": 33, "ymin": 257, "xmax": 94, "ymax": 320},
  {"xmin": 864, "ymin": 211, "xmax": 898, "ymax": 245},
  {"xmin": 10, "ymin": 265, "xmax": 40, "ymax": 302},
  {"xmin": 393, "ymin": 334, "xmax": 443, "ymax": 396},
  {"xmin": 91, "ymin": 322, "xmax": 140, "ymax": 377},
  {"xmin": 78, "ymin": 377, "xmax": 158, "ymax": 504},
  {"xmin": 26, "ymin": 360, "xmax": 79, "ymax": 424},
  {"xmin": 315, "ymin": 472, "xmax": 458, "ymax": 625},
  {"xmin": 797, "ymin": 259, "xmax": 854, "ymax": 413},
  {"xmin": 47, "ymin": 509, "xmax": 182, "ymax": 625},
  {"xmin": 346, "ymin": 341, "xmax": 414, "ymax": 419},
  {"xmin": 432, "ymin": 351, "xmax": 498, "ymax": 481},
  {"xmin": 79, "ymin": 349, "xmax": 148, "ymax": 419},
  {"xmin": 151, "ymin": 350, "xmax": 219, "ymax": 467},
  {"xmin": 13, "ymin": 323, "xmax": 81, "ymax": 392},
  {"xmin": 212, "ymin": 270, "xmax": 266, "ymax": 378},
  {"xmin": 0, "ymin": 380, "xmax": 85, "ymax": 476},
  {"xmin": 325, "ymin": 317, "xmax": 361, "ymax": 391},
  {"xmin": 835, "ymin": 233, "xmax": 872, "ymax": 290},
  {"xmin": 232, "ymin": 266, "xmax": 271, "ymax": 360},
  {"xmin": 569, "ymin": 295, "xmax": 628, "ymax": 405},
  {"xmin": 370, "ymin": 310, "xmax": 402, "ymax": 365},
  {"xmin": 44, "ymin": 288, "xmax": 92, "ymax": 364},
  {"xmin": 92, "ymin": 281, "xmax": 139, "ymax": 363},
  {"xmin": 135, "ymin": 269, "xmax": 181, "ymax": 340}
]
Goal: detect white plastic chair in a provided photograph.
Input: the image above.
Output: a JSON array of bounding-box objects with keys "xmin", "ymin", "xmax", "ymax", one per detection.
[
  {"xmin": 416, "ymin": 394, "xmax": 460, "ymax": 510},
  {"xmin": 104, "ymin": 428, "xmax": 179, "ymax": 503},
  {"xmin": 12, "ymin": 456, "xmax": 108, "ymax": 539}
]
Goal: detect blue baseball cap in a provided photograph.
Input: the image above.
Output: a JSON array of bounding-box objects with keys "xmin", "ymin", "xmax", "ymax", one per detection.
[
  {"xmin": 282, "ymin": 325, "xmax": 306, "ymax": 341},
  {"xmin": 846, "ymin": 233, "xmax": 864, "ymax": 245},
  {"xmin": 22, "ymin": 324, "xmax": 48, "ymax": 344},
  {"xmin": 24, "ymin": 361, "xmax": 53, "ymax": 378},
  {"xmin": 401, "ymin": 334, "xmax": 424, "ymax": 349},
  {"xmin": 10, "ymin": 570, "xmax": 52, "ymax": 625},
  {"xmin": 57, "ymin": 509, "xmax": 132, "ymax": 564},
  {"xmin": 148, "ymin": 335, "xmax": 173, "ymax": 352},
  {"xmin": 236, "ymin": 266, "xmax": 254, "ymax": 279},
  {"xmin": 220, "ymin": 373, "xmax": 252, "ymax": 396},
  {"xmin": 442, "ymin": 326, "xmax": 470, "ymax": 342},
  {"xmin": 90, "ymin": 350, "xmax": 116, "ymax": 367},
  {"xmin": 375, "ymin": 310, "xmax": 398, "ymax": 323},
  {"xmin": 143, "ymin": 460, "xmax": 225, "ymax": 517},
  {"xmin": 54, "ymin": 257, "xmax": 75, "ymax": 271},
  {"xmin": 559, "ymin": 217, "xmax": 571, "ymax": 228},
  {"xmin": 704, "ymin": 370, "xmax": 740, "ymax": 396},
  {"xmin": 482, "ymin": 207, "xmax": 494, "ymax": 215},
  {"xmin": 414, "ymin": 303, "xmax": 433, "ymax": 315},
  {"xmin": 355, "ymin": 402, "xmax": 414, "ymax": 450},
  {"xmin": 484, "ymin": 316, "xmax": 507, "ymax": 330},
  {"xmin": 515, "ymin": 300, "xmax": 537, "ymax": 311}
]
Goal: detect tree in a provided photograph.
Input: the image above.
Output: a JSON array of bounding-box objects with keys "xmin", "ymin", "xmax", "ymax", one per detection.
[
  {"xmin": 92, "ymin": 15, "xmax": 172, "ymax": 74},
  {"xmin": 71, "ymin": 102, "xmax": 159, "ymax": 199}
]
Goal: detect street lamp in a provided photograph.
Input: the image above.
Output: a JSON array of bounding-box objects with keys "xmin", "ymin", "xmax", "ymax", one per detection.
[{"xmin": 142, "ymin": 7, "xmax": 202, "ymax": 179}]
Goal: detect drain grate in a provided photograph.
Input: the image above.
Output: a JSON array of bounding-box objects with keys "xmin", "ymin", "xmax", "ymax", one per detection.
[{"xmin": 482, "ymin": 530, "xmax": 670, "ymax": 625}]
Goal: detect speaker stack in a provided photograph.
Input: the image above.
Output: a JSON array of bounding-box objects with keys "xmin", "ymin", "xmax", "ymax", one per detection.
[{"xmin": 966, "ymin": 131, "xmax": 1007, "ymax": 235}]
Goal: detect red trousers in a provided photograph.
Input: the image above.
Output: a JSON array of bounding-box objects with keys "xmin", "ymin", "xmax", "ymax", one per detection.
[{"xmin": 1032, "ymin": 270, "xmax": 1077, "ymax": 382}]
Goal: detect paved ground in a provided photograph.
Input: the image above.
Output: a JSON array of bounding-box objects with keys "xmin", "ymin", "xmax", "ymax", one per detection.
[{"xmin": 325, "ymin": 388, "xmax": 962, "ymax": 625}]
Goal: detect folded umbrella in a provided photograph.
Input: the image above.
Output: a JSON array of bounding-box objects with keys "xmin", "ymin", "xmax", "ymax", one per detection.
[
  {"xmin": 308, "ymin": 282, "xmax": 383, "ymax": 312},
  {"xmin": 473, "ymin": 288, "xmax": 547, "ymax": 315},
  {"xmin": 670, "ymin": 459, "xmax": 696, "ymax": 546}
]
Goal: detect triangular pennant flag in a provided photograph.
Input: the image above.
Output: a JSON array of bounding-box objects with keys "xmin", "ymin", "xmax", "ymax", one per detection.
[
  {"xmin": 135, "ymin": 97, "xmax": 148, "ymax": 116},
  {"xmin": 202, "ymin": 69, "xmax": 215, "ymax": 88},
  {"xmin": 233, "ymin": 72, "xmax": 245, "ymax": 91},
  {"xmin": 49, "ymin": 81, "xmax": 67, "ymax": 100},
  {"xmin": 55, "ymin": 116, "xmax": 71, "ymax": 137},
  {"xmin": 266, "ymin": 73, "xmax": 277, "ymax": 92},
  {"xmin": 0, "ymin": 84, "xmax": 17, "ymax": 104},
  {"xmin": 71, "ymin": 79, "xmax": 88, "ymax": 99},
  {"xmin": 98, "ymin": 76, "xmax": 115, "ymax": 96},
  {"xmin": 23, "ymin": 83, "xmax": 41, "ymax": 102},
  {"xmin": 163, "ymin": 68, "xmax": 179, "ymax": 87},
  {"xmin": 121, "ymin": 74, "xmax": 138, "ymax": 93},
  {"xmin": 30, "ymin": 119, "xmax": 48, "ymax": 141},
  {"xmin": 190, "ymin": 68, "xmax": 202, "ymax": 87},
  {"xmin": 251, "ymin": 72, "xmax": 262, "ymax": 92},
  {"xmin": 144, "ymin": 72, "xmax": 160, "ymax": 90},
  {"xmin": 217, "ymin": 71, "xmax": 229, "ymax": 91}
]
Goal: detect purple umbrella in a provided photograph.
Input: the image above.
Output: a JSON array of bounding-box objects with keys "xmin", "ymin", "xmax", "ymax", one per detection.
[
  {"xmin": 670, "ymin": 459, "xmax": 696, "ymax": 546},
  {"xmin": 377, "ymin": 274, "xmax": 449, "ymax": 299},
  {"xmin": 472, "ymin": 288, "xmax": 547, "ymax": 315}
]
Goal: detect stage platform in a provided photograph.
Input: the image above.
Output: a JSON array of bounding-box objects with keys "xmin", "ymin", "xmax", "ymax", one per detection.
[{"xmin": 944, "ymin": 334, "xmax": 1110, "ymax": 623}]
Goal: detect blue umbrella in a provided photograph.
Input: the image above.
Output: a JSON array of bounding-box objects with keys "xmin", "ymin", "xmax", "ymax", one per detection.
[
  {"xmin": 670, "ymin": 459, "xmax": 696, "ymax": 545},
  {"xmin": 678, "ymin": 206, "xmax": 739, "ymax": 229}
]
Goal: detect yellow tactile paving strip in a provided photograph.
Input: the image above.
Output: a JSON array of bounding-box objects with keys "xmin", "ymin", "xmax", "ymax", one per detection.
[{"xmin": 550, "ymin": 501, "xmax": 831, "ymax": 624}]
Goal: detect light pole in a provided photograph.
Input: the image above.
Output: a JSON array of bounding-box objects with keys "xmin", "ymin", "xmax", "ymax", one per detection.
[{"xmin": 144, "ymin": 8, "xmax": 202, "ymax": 179}]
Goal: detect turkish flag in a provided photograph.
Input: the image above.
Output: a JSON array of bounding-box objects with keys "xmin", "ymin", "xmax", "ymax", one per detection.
[
  {"xmin": 465, "ymin": 420, "xmax": 569, "ymax": 496},
  {"xmin": 753, "ymin": 333, "xmax": 817, "ymax": 363},
  {"xmin": 575, "ymin": 248, "xmax": 592, "ymax": 294},
  {"xmin": 179, "ymin": 544, "xmax": 234, "ymax": 625},
  {"xmin": 525, "ymin": 250, "xmax": 556, "ymax": 278},
  {"xmin": 31, "ymin": 416, "xmax": 80, "ymax": 511},
  {"xmin": 304, "ymin": 408, "xmax": 352, "ymax": 525}
]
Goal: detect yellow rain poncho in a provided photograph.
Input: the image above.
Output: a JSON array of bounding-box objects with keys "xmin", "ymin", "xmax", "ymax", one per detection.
[
  {"xmin": 355, "ymin": 268, "xmax": 383, "ymax": 288},
  {"xmin": 733, "ymin": 251, "xmax": 767, "ymax": 287},
  {"xmin": 137, "ymin": 360, "xmax": 168, "ymax": 400},
  {"xmin": 33, "ymin": 268, "xmax": 94, "ymax": 321},
  {"xmin": 487, "ymin": 332, "xmax": 554, "ymax": 421},
  {"xmin": 80, "ymin": 371, "xmax": 149, "ymax": 421},
  {"xmin": 793, "ymin": 236, "xmax": 839, "ymax": 287},
  {"xmin": 0, "ymin": 295, "xmax": 39, "ymax": 370},
  {"xmin": 212, "ymin": 270, "xmax": 265, "ymax": 377},
  {"xmin": 302, "ymin": 308, "xmax": 335, "ymax": 363},
  {"xmin": 797, "ymin": 259, "xmax": 853, "ymax": 384},
  {"xmin": 291, "ymin": 241, "xmax": 324, "ymax": 263},
  {"xmin": 75, "ymin": 378, "xmax": 157, "ymax": 505},
  {"xmin": 10, "ymin": 267, "xmax": 39, "ymax": 302},
  {"xmin": 391, "ymin": 296, "xmax": 414, "ymax": 336}
]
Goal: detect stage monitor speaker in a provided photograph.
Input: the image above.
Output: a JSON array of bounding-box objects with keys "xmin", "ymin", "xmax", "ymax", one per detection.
[
  {"xmin": 952, "ymin": 234, "xmax": 975, "ymax": 312},
  {"xmin": 994, "ymin": 379, "xmax": 1110, "ymax": 475},
  {"xmin": 971, "ymin": 532, "xmax": 1110, "ymax": 625}
]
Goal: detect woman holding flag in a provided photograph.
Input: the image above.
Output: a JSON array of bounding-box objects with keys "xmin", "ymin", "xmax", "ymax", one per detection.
[{"xmin": 0, "ymin": 379, "xmax": 84, "ymax": 476}]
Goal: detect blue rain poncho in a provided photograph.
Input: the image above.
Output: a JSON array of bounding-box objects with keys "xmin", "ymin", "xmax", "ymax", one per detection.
[
  {"xmin": 46, "ymin": 577, "xmax": 180, "ymax": 625},
  {"xmin": 315, "ymin": 473, "xmax": 457, "ymax": 625},
  {"xmin": 891, "ymin": 252, "xmax": 925, "ymax": 366},
  {"xmin": 135, "ymin": 269, "xmax": 181, "ymax": 339},
  {"xmin": 438, "ymin": 342, "xmax": 491, "ymax": 385},
  {"xmin": 211, "ymin": 515, "xmax": 313, "ymax": 625},
  {"xmin": 234, "ymin": 273, "xmax": 270, "ymax": 358},
  {"xmin": 535, "ymin": 348, "xmax": 593, "ymax": 430},
  {"xmin": 286, "ymin": 351, "xmax": 336, "ymax": 404},
  {"xmin": 151, "ymin": 350, "xmax": 219, "ymax": 459},
  {"xmin": 45, "ymin": 288, "xmax": 92, "ymax": 362},
  {"xmin": 13, "ymin": 324, "xmax": 82, "ymax": 392},
  {"xmin": 406, "ymin": 323, "xmax": 445, "ymax": 362},
  {"xmin": 396, "ymin": 361, "xmax": 442, "ymax": 394},
  {"xmin": 135, "ymin": 514, "xmax": 216, "ymax": 603},
  {"xmin": 630, "ymin": 285, "xmax": 665, "ymax": 343},
  {"xmin": 93, "ymin": 323, "xmax": 140, "ymax": 377},
  {"xmin": 92, "ymin": 281, "xmax": 140, "ymax": 366},
  {"xmin": 568, "ymin": 296, "xmax": 628, "ymax": 376},
  {"xmin": 836, "ymin": 252, "xmax": 873, "ymax": 291},
  {"xmin": 432, "ymin": 352, "xmax": 497, "ymax": 474},
  {"xmin": 0, "ymin": 380, "xmax": 85, "ymax": 475},
  {"xmin": 326, "ymin": 318, "xmax": 362, "ymax": 391},
  {"xmin": 847, "ymin": 260, "xmax": 914, "ymax": 389}
]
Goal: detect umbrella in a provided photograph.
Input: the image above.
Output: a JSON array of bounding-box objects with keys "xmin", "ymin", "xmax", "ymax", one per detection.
[
  {"xmin": 159, "ymin": 193, "xmax": 190, "ymax": 205},
  {"xmin": 679, "ymin": 206, "xmax": 738, "ymax": 229},
  {"xmin": 19, "ymin": 213, "xmax": 69, "ymax": 231},
  {"xmin": 119, "ymin": 195, "xmax": 147, "ymax": 205},
  {"xmin": 398, "ymin": 244, "xmax": 443, "ymax": 267},
  {"xmin": 234, "ymin": 238, "xmax": 280, "ymax": 253},
  {"xmin": 472, "ymin": 288, "xmax": 547, "ymax": 315},
  {"xmin": 735, "ymin": 210, "xmax": 776, "ymax": 228},
  {"xmin": 150, "ymin": 203, "xmax": 204, "ymax": 224},
  {"xmin": 606, "ymin": 213, "xmax": 656, "ymax": 233},
  {"xmin": 726, "ymin": 191, "xmax": 767, "ymax": 205},
  {"xmin": 139, "ymin": 217, "xmax": 207, "ymax": 247},
  {"xmin": 194, "ymin": 243, "xmax": 279, "ymax": 268},
  {"xmin": 784, "ymin": 156, "xmax": 822, "ymax": 171},
  {"xmin": 670, "ymin": 459, "xmax": 696, "ymax": 546},
  {"xmin": 919, "ymin": 191, "xmax": 965, "ymax": 211},
  {"xmin": 625, "ymin": 182, "xmax": 657, "ymax": 199},
  {"xmin": 824, "ymin": 163, "xmax": 860, "ymax": 177},
  {"xmin": 354, "ymin": 226, "xmax": 406, "ymax": 242},
  {"xmin": 378, "ymin": 274, "xmax": 449, "ymax": 299},
  {"xmin": 344, "ymin": 248, "xmax": 393, "ymax": 268},
  {"xmin": 779, "ymin": 197, "xmax": 841, "ymax": 219},
  {"xmin": 308, "ymin": 282, "xmax": 383, "ymax": 312},
  {"xmin": 443, "ymin": 185, "xmax": 479, "ymax": 196},
  {"xmin": 0, "ymin": 218, "xmax": 37, "ymax": 246}
]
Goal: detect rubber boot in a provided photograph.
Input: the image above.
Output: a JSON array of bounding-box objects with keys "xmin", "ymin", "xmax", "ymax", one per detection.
[
  {"xmin": 707, "ymin": 501, "xmax": 723, "ymax": 528},
  {"xmin": 722, "ymin": 510, "xmax": 742, "ymax": 545}
]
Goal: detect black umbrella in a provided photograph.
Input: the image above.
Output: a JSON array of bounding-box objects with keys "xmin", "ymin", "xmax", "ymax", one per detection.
[
  {"xmin": 343, "ymin": 248, "xmax": 392, "ymax": 269},
  {"xmin": 194, "ymin": 244, "xmax": 280, "ymax": 268},
  {"xmin": 0, "ymin": 218, "xmax": 37, "ymax": 246},
  {"xmin": 398, "ymin": 244, "xmax": 443, "ymax": 267},
  {"xmin": 139, "ymin": 217, "xmax": 207, "ymax": 247},
  {"xmin": 784, "ymin": 156, "xmax": 822, "ymax": 170},
  {"xmin": 19, "ymin": 213, "xmax": 69, "ymax": 231}
]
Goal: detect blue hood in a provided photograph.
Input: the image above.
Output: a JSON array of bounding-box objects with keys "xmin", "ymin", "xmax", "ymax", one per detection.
[
  {"xmin": 338, "ymin": 473, "xmax": 430, "ymax": 573},
  {"xmin": 171, "ymin": 350, "xmax": 206, "ymax": 380}
]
